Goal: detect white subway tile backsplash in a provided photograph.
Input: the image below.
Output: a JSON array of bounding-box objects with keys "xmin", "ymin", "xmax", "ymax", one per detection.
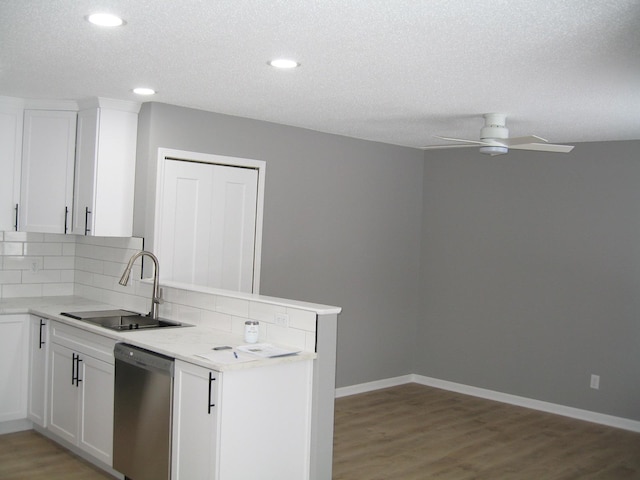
[
  {"xmin": 265, "ymin": 323, "xmax": 307, "ymax": 350},
  {"xmin": 4, "ymin": 231, "xmax": 44, "ymax": 242},
  {"xmin": 249, "ymin": 301, "xmax": 286, "ymax": 323},
  {"xmin": 1, "ymin": 242, "xmax": 23, "ymax": 255},
  {"xmin": 75, "ymin": 256, "xmax": 104, "ymax": 274},
  {"xmin": 43, "ymin": 283, "xmax": 74, "ymax": 296},
  {"xmin": 44, "ymin": 233, "xmax": 74, "ymax": 243},
  {"xmin": 185, "ymin": 291, "xmax": 216, "ymax": 310},
  {"xmin": 173, "ymin": 304, "xmax": 202, "ymax": 326},
  {"xmin": 0, "ymin": 270, "xmax": 22, "ymax": 284},
  {"xmin": 2, "ymin": 283, "xmax": 42, "ymax": 297},
  {"xmin": 1, "ymin": 233, "xmax": 318, "ymax": 352},
  {"xmin": 74, "ymin": 269, "xmax": 93, "ymax": 286},
  {"xmin": 93, "ymin": 273, "xmax": 115, "ymax": 290},
  {"xmin": 44, "ymin": 256, "xmax": 74, "ymax": 270},
  {"xmin": 22, "ymin": 269, "xmax": 59, "ymax": 284},
  {"xmin": 60, "ymin": 270, "xmax": 74, "ymax": 283},
  {"xmin": 200, "ymin": 310, "xmax": 233, "ymax": 331},
  {"xmin": 24, "ymin": 242, "xmax": 63, "ymax": 256},
  {"xmin": 103, "ymin": 261, "xmax": 128, "ymax": 277},
  {"xmin": 62, "ymin": 242, "xmax": 75, "ymax": 256},
  {"xmin": 162, "ymin": 285, "xmax": 188, "ymax": 305},
  {"xmin": 217, "ymin": 296, "xmax": 249, "ymax": 317},
  {"xmin": 3, "ymin": 256, "xmax": 41, "ymax": 270},
  {"xmin": 288, "ymin": 308, "xmax": 317, "ymax": 331}
]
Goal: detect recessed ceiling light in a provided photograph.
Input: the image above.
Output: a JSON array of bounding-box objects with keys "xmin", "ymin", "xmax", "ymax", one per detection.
[
  {"xmin": 268, "ymin": 58, "xmax": 300, "ymax": 69},
  {"xmin": 133, "ymin": 87, "xmax": 156, "ymax": 96},
  {"xmin": 86, "ymin": 13, "xmax": 125, "ymax": 27}
]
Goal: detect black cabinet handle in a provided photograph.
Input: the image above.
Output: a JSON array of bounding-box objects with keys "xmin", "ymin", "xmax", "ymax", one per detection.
[
  {"xmin": 14, "ymin": 203, "xmax": 18, "ymax": 231},
  {"xmin": 76, "ymin": 357, "xmax": 83, "ymax": 386},
  {"xmin": 84, "ymin": 207, "xmax": 91, "ymax": 235},
  {"xmin": 72, "ymin": 353, "xmax": 77, "ymax": 385},
  {"xmin": 39, "ymin": 319, "xmax": 45, "ymax": 349},
  {"xmin": 64, "ymin": 206, "xmax": 69, "ymax": 234},
  {"xmin": 208, "ymin": 372, "xmax": 216, "ymax": 414},
  {"xmin": 71, "ymin": 353, "xmax": 82, "ymax": 386}
]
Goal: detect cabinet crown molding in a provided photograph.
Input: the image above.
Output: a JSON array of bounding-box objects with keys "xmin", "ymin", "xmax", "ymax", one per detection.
[{"xmin": 77, "ymin": 97, "xmax": 141, "ymax": 113}]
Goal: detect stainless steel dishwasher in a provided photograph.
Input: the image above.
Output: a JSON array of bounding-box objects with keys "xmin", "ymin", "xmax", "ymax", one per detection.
[{"xmin": 113, "ymin": 343, "xmax": 174, "ymax": 480}]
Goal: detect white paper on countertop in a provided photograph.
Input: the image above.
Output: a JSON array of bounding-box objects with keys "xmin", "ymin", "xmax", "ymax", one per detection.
[
  {"xmin": 194, "ymin": 349, "xmax": 256, "ymax": 364},
  {"xmin": 237, "ymin": 343, "xmax": 301, "ymax": 358}
]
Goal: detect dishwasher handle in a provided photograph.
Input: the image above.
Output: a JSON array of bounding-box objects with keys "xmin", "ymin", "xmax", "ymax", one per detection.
[{"xmin": 114, "ymin": 343, "xmax": 175, "ymax": 376}]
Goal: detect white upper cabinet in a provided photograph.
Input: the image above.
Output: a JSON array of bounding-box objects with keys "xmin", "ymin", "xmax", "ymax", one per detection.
[
  {"xmin": 0, "ymin": 98, "xmax": 23, "ymax": 231},
  {"xmin": 72, "ymin": 98, "xmax": 140, "ymax": 237},
  {"xmin": 19, "ymin": 109, "xmax": 76, "ymax": 233}
]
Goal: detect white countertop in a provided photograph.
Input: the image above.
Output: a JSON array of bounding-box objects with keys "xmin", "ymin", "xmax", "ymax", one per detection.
[{"xmin": 3, "ymin": 296, "xmax": 315, "ymax": 372}]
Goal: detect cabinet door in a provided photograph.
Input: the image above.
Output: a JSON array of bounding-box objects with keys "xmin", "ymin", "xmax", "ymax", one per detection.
[
  {"xmin": 0, "ymin": 100, "xmax": 23, "ymax": 231},
  {"xmin": 72, "ymin": 108, "xmax": 98, "ymax": 235},
  {"xmin": 73, "ymin": 106, "xmax": 137, "ymax": 237},
  {"xmin": 28, "ymin": 316, "xmax": 48, "ymax": 427},
  {"xmin": 157, "ymin": 160, "xmax": 258, "ymax": 292},
  {"xmin": 0, "ymin": 315, "xmax": 29, "ymax": 422},
  {"xmin": 48, "ymin": 342, "xmax": 80, "ymax": 444},
  {"xmin": 79, "ymin": 355, "xmax": 114, "ymax": 466},
  {"xmin": 172, "ymin": 360, "xmax": 219, "ymax": 480},
  {"xmin": 19, "ymin": 110, "xmax": 76, "ymax": 233}
]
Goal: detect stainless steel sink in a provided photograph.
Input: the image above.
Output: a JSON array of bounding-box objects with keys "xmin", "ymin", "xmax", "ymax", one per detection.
[{"xmin": 60, "ymin": 309, "xmax": 191, "ymax": 331}]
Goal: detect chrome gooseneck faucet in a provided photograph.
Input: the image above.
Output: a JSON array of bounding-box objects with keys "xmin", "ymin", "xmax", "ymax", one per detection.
[{"xmin": 119, "ymin": 250, "xmax": 162, "ymax": 319}]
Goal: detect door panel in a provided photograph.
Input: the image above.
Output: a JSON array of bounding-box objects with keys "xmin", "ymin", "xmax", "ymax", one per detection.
[
  {"xmin": 48, "ymin": 343, "xmax": 79, "ymax": 444},
  {"xmin": 79, "ymin": 355, "xmax": 114, "ymax": 465},
  {"xmin": 158, "ymin": 159, "xmax": 258, "ymax": 292}
]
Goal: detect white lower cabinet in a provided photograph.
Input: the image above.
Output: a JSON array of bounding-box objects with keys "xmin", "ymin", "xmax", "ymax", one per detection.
[
  {"xmin": 0, "ymin": 314, "xmax": 29, "ymax": 423},
  {"xmin": 28, "ymin": 316, "xmax": 48, "ymax": 427},
  {"xmin": 47, "ymin": 321, "xmax": 115, "ymax": 467},
  {"xmin": 172, "ymin": 360, "xmax": 219, "ymax": 479},
  {"xmin": 172, "ymin": 358, "xmax": 314, "ymax": 480}
]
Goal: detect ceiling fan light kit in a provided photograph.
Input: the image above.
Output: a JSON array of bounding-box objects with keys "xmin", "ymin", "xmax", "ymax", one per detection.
[
  {"xmin": 479, "ymin": 145, "xmax": 509, "ymax": 156},
  {"xmin": 426, "ymin": 113, "xmax": 575, "ymax": 156}
]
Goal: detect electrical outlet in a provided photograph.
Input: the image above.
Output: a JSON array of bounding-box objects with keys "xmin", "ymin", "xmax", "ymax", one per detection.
[
  {"xmin": 275, "ymin": 313, "xmax": 289, "ymax": 327},
  {"xmin": 590, "ymin": 374, "xmax": 600, "ymax": 390}
]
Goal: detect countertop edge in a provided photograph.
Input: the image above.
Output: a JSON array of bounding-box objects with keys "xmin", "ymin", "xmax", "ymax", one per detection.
[{"xmin": 21, "ymin": 300, "xmax": 317, "ymax": 372}]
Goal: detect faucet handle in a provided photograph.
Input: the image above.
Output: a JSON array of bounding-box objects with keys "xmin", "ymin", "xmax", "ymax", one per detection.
[{"xmin": 154, "ymin": 287, "xmax": 164, "ymax": 304}]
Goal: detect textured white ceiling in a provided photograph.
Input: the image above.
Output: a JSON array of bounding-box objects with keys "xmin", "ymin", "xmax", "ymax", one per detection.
[{"xmin": 1, "ymin": 0, "xmax": 639, "ymax": 148}]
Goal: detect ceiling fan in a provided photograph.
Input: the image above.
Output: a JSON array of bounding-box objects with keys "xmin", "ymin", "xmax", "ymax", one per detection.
[{"xmin": 424, "ymin": 113, "xmax": 575, "ymax": 156}]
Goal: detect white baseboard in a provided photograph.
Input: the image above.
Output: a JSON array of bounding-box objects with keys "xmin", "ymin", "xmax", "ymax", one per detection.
[
  {"xmin": 336, "ymin": 374, "xmax": 640, "ymax": 433},
  {"xmin": 335, "ymin": 375, "xmax": 413, "ymax": 398},
  {"xmin": 0, "ymin": 418, "xmax": 32, "ymax": 435}
]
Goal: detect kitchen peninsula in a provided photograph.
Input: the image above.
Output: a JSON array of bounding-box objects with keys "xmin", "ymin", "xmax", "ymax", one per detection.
[{"xmin": 0, "ymin": 290, "xmax": 340, "ymax": 480}]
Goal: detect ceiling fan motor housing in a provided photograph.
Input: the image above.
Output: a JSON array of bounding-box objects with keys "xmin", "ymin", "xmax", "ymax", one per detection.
[{"xmin": 479, "ymin": 113, "xmax": 509, "ymax": 155}]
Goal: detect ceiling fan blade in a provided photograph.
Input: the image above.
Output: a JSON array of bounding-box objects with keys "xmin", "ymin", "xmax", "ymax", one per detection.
[
  {"xmin": 434, "ymin": 135, "xmax": 490, "ymax": 146},
  {"xmin": 509, "ymin": 143, "xmax": 575, "ymax": 153},
  {"xmin": 421, "ymin": 144, "xmax": 478, "ymax": 150},
  {"xmin": 500, "ymin": 135, "xmax": 548, "ymax": 146}
]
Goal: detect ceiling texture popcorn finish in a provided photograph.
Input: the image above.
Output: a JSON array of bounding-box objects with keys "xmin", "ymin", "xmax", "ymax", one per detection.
[{"xmin": 0, "ymin": 0, "xmax": 638, "ymax": 148}]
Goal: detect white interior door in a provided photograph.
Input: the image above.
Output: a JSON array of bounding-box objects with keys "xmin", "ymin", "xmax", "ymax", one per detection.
[{"xmin": 158, "ymin": 159, "xmax": 258, "ymax": 293}]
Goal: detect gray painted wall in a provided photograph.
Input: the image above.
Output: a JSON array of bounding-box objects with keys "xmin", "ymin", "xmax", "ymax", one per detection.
[
  {"xmin": 418, "ymin": 141, "xmax": 640, "ymax": 421},
  {"xmin": 134, "ymin": 102, "xmax": 639, "ymax": 421},
  {"xmin": 134, "ymin": 102, "xmax": 423, "ymax": 388}
]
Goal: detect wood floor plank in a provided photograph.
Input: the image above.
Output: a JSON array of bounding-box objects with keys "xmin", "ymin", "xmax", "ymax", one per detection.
[
  {"xmin": 0, "ymin": 430, "xmax": 115, "ymax": 480},
  {"xmin": 333, "ymin": 383, "xmax": 640, "ymax": 480},
  {"xmin": 2, "ymin": 384, "xmax": 639, "ymax": 479}
]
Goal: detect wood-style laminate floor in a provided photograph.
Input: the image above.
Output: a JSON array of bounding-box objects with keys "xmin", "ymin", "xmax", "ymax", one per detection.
[
  {"xmin": 0, "ymin": 430, "xmax": 115, "ymax": 480},
  {"xmin": 333, "ymin": 383, "xmax": 640, "ymax": 480},
  {"xmin": 1, "ymin": 383, "xmax": 639, "ymax": 479}
]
